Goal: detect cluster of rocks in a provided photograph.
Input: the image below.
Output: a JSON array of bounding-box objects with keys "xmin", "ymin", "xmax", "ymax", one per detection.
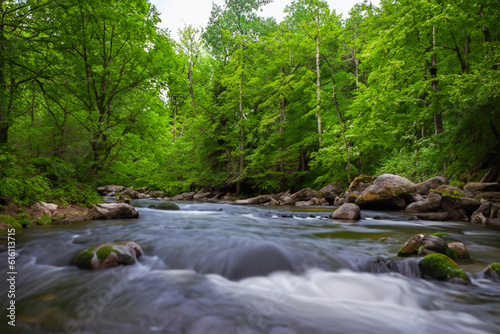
[
  {"xmin": 73, "ymin": 241, "xmax": 142, "ymax": 269},
  {"xmin": 28, "ymin": 201, "xmax": 138, "ymax": 225},
  {"xmin": 396, "ymin": 233, "xmax": 499, "ymax": 284}
]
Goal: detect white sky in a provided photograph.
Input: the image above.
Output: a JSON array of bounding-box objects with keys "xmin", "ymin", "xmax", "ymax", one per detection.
[{"xmin": 149, "ymin": 0, "xmax": 380, "ymax": 40}]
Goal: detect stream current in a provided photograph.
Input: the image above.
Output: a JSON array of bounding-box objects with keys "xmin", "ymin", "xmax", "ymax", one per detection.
[{"xmin": 1, "ymin": 200, "xmax": 500, "ymax": 333}]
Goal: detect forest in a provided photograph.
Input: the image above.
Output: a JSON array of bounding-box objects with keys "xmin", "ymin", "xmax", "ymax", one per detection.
[{"xmin": 1, "ymin": 0, "xmax": 499, "ymax": 207}]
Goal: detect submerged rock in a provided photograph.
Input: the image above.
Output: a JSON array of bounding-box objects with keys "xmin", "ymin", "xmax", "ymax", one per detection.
[
  {"xmin": 332, "ymin": 203, "xmax": 361, "ymax": 221},
  {"xmin": 151, "ymin": 202, "xmax": 180, "ymax": 210},
  {"xmin": 73, "ymin": 241, "xmax": 143, "ymax": 269},
  {"xmin": 418, "ymin": 253, "xmax": 469, "ymax": 283}
]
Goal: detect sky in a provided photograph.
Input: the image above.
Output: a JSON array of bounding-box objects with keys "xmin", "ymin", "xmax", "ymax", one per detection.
[{"xmin": 149, "ymin": 0, "xmax": 380, "ymax": 40}]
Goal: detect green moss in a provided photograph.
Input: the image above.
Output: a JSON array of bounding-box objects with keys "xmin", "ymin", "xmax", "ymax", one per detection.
[
  {"xmin": 16, "ymin": 211, "xmax": 33, "ymax": 227},
  {"xmin": 154, "ymin": 202, "xmax": 180, "ymax": 210},
  {"xmin": 73, "ymin": 249, "xmax": 95, "ymax": 269},
  {"xmin": 0, "ymin": 204, "xmax": 4, "ymax": 211},
  {"xmin": 491, "ymin": 263, "xmax": 500, "ymax": 275},
  {"xmin": 445, "ymin": 248, "xmax": 458, "ymax": 261},
  {"xmin": 419, "ymin": 253, "xmax": 469, "ymax": 281},
  {"xmin": 96, "ymin": 246, "xmax": 115, "ymax": 262},
  {"xmin": 0, "ymin": 215, "xmax": 23, "ymax": 228},
  {"xmin": 36, "ymin": 213, "xmax": 52, "ymax": 225}
]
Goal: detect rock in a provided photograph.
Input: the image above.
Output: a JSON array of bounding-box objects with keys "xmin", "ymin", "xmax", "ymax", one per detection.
[
  {"xmin": 152, "ymin": 202, "xmax": 180, "ymax": 210},
  {"xmin": 173, "ymin": 192, "xmax": 196, "ymax": 201},
  {"xmin": 348, "ymin": 175, "xmax": 375, "ymax": 193},
  {"xmin": 355, "ymin": 174, "xmax": 416, "ymax": 210},
  {"xmin": 148, "ymin": 190, "xmax": 167, "ymax": 198},
  {"xmin": 484, "ymin": 263, "xmax": 500, "ymax": 280},
  {"xmin": 31, "ymin": 202, "xmax": 58, "ymax": 219},
  {"xmin": 73, "ymin": 241, "xmax": 142, "ymax": 269},
  {"xmin": 416, "ymin": 176, "xmax": 449, "ymax": 195},
  {"xmin": 193, "ymin": 192, "xmax": 213, "ymax": 200},
  {"xmin": 291, "ymin": 188, "xmax": 318, "ymax": 202},
  {"xmin": 117, "ymin": 196, "xmax": 131, "ymax": 204},
  {"xmin": 332, "ymin": 203, "xmax": 361, "ymax": 220},
  {"xmin": 447, "ymin": 242, "xmax": 470, "ymax": 260},
  {"xmin": 97, "ymin": 185, "xmax": 126, "ymax": 196},
  {"xmin": 334, "ymin": 196, "xmax": 345, "ymax": 206},
  {"xmin": 464, "ymin": 182, "xmax": 500, "ymax": 199},
  {"xmin": 88, "ymin": 203, "xmax": 139, "ymax": 220},
  {"xmin": 235, "ymin": 195, "xmax": 272, "ymax": 205},
  {"xmin": 320, "ymin": 182, "xmax": 344, "ymax": 203},
  {"xmin": 421, "ymin": 234, "xmax": 449, "ymax": 255},
  {"xmin": 404, "ymin": 199, "xmax": 441, "ymax": 214},
  {"xmin": 416, "ymin": 212, "xmax": 449, "ymax": 221},
  {"xmin": 430, "ymin": 185, "xmax": 465, "ymax": 198},
  {"xmin": 418, "ymin": 253, "xmax": 469, "ymax": 282},
  {"xmin": 51, "ymin": 219, "xmax": 71, "ymax": 225},
  {"xmin": 121, "ymin": 187, "xmax": 141, "ymax": 199},
  {"xmin": 470, "ymin": 201, "xmax": 500, "ymax": 227},
  {"xmin": 397, "ymin": 234, "xmax": 424, "ymax": 257}
]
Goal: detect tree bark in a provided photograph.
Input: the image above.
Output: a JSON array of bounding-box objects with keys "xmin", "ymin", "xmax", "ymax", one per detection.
[{"xmin": 431, "ymin": 26, "xmax": 443, "ymax": 134}]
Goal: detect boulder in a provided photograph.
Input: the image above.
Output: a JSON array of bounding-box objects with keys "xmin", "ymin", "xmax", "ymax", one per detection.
[
  {"xmin": 290, "ymin": 188, "xmax": 319, "ymax": 202},
  {"xmin": 355, "ymin": 174, "xmax": 416, "ymax": 209},
  {"xmin": 117, "ymin": 196, "xmax": 131, "ymax": 204},
  {"xmin": 397, "ymin": 234, "xmax": 424, "ymax": 257},
  {"xmin": 151, "ymin": 202, "xmax": 180, "ymax": 210},
  {"xmin": 440, "ymin": 197, "xmax": 481, "ymax": 222},
  {"xmin": 464, "ymin": 182, "xmax": 500, "ymax": 198},
  {"xmin": 416, "ymin": 212, "xmax": 449, "ymax": 221},
  {"xmin": 332, "ymin": 203, "xmax": 361, "ymax": 220},
  {"xmin": 448, "ymin": 242, "xmax": 470, "ymax": 260},
  {"xmin": 172, "ymin": 192, "xmax": 196, "ymax": 201},
  {"xmin": 484, "ymin": 263, "xmax": 500, "ymax": 280},
  {"xmin": 193, "ymin": 192, "xmax": 213, "ymax": 200},
  {"xmin": 88, "ymin": 203, "xmax": 139, "ymax": 220},
  {"xmin": 430, "ymin": 185, "xmax": 465, "ymax": 198},
  {"xmin": 235, "ymin": 195, "xmax": 272, "ymax": 205},
  {"xmin": 73, "ymin": 241, "xmax": 142, "ymax": 269},
  {"xmin": 97, "ymin": 185, "xmax": 126, "ymax": 196},
  {"xmin": 418, "ymin": 253, "xmax": 469, "ymax": 283},
  {"xmin": 31, "ymin": 202, "xmax": 58, "ymax": 219},
  {"xmin": 148, "ymin": 190, "xmax": 167, "ymax": 198},
  {"xmin": 421, "ymin": 234, "xmax": 449, "ymax": 255},
  {"xmin": 471, "ymin": 201, "xmax": 500, "ymax": 227},
  {"xmin": 348, "ymin": 175, "xmax": 375, "ymax": 193},
  {"xmin": 416, "ymin": 176, "xmax": 448, "ymax": 195},
  {"xmin": 404, "ymin": 199, "xmax": 441, "ymax": 214},
  {"xmin": 334, "ymin": 196, "xmax": 345, "ymax": 206},
  {"xmin": 320, "ymin": 182, "xmax": 344, "ymax": 203}
]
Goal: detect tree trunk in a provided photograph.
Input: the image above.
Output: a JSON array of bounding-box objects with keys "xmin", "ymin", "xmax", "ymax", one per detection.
[
  {"xmin": 315, "ymin": 32, "xmax": 322, "ymax": 147},
  {"xmin": 431, "ymin": 26, "xmax": 443, "ymax": 134},
  {"xmin": 188, "ymin": 60, "xmax": 196, "ymax": 115},
  {"xmin": 236, "ymin": 44, "xmax": 245, "ymax": 196}
]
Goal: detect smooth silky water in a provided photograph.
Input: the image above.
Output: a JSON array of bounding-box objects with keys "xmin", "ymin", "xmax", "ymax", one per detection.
[{"xmin": 1, "ymin": 200, "xmax": 500, "ymax": 333}]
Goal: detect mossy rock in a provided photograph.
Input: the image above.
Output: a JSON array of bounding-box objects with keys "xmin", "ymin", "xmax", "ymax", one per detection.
[
  {"xmin": 73, "ymin": 241, "xmax": 142, "ymax": 269},
  {"xmin": 418, "ymin": 253, "xmax": 469, "ymax": 282},
  {"xmin": 153, "ymin": 202, "xmax": 180, "ymax": 210},
  {"xmin": 430, "ymin": 185, "xmax": 465, "ymax": 199},
  {"xmin": 36, "ymin": 213, "xmax": 52, "ymax": 226},
  {"xmin": 0, "ymin": 215, "xmax": 23, "ymax": 228},
  {"xmin": 484, "ymin": 263, "xmax": 500, "ymax": 280}
]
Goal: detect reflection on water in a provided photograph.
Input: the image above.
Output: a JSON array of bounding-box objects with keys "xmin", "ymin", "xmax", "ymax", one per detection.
[{"xmin": 1, "ymin": 201, "xmax": 500, "ymax": 333}]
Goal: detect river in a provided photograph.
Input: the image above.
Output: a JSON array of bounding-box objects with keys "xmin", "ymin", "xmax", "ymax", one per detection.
[{"xmin": 1, "ymin": 200, "xmax": 500, "ymax": 333}]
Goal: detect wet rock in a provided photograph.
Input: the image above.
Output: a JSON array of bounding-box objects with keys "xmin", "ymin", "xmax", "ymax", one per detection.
[
  {"xmin": 31, "ymin": 202, "xmax": 58, "ymax": 219},
  {"xmin": 447, "ymin": 242, "xmax": 470, "ymax": 260},
  {"xmin": 117, "ymin": 196, "xmax": 131, "ymax": 204},
  {"xmin": 291, "ymin": 188, "xmax": 319, "ymax": 202},
  {"xmin": 97, "ymin": 185, "xmax": 126, "ymax": 196},
  {"xmin": 320, "ymin": 182, "xmax": 344, "ymax": 204},
  {"xmin": 355, "ymin": 174, "xmax": 416, "ymax": 210},
  {"xmin": 332, "ymin": 203, "xmax": 361, "ymax": 221},
  {"xmin": 88, "ymin": 203, "xmax": 139, "ymax": 220},
  {"xmin": 471, "ymin": 201, "xmax": 500, "ymax": 227},
  {"xmin": 421, "ymin": 234, "xmax": 449, "ymax": 254},
  {"xmin": 73, "ymin": 241, "xmax": 142, "ymax": 269},
  {"xmin": 172, "ymin": 192, "xmax": 197, "ymax": 201},
  {"xmin": 348, "ymin": 175, "xmax": 375, "ymax": 193},
  {"xmin": 397, "ymin": 234, "xmax": 424, "ymax": 257},
  {"xmin": 464, "ymin": 182, "xmax": 500, "ymax": 199},
  {"xmin": 404, "ymin": 199, "xmax": 441, "ymax": 214},
  {"xmin": 235, "ymin": 195, "xmax": 272, "ymax": 205},
  {"xmin": 416, "ymin": 212, "xmax": 449, "ymax": 221},
  {"xmin": 334, "ymin": 196, "xmax": 345, "ymax": 206},
  {"xmin": 418, "ymin": 253, "xmax": 469, "ymax": 283},
  {"xmin": 151, "ymin": 202, "xmax": 180, "ymax": 210},
  {"xmin": 416, "ymin": 176, "xmax": 449, "ymax": 195},
  {"xmin": 484, "ymin": 263, "xmax": 500, "ymax": 280}
]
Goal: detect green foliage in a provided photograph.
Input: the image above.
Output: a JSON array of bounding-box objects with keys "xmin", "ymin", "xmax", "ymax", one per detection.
[{"xmin": 0, "ymin": 215, "xmax": 23, "ymax": 228}]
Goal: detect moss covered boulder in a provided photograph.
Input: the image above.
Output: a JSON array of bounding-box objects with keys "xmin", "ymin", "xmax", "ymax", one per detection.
[
  {"xmin": 484, "ymin": 263, "xmax": 500, "ymax": 280},
  {"xmin": 355, "ymin": 174, "xmax": 416, "ymax": 210},
  {"xmin": 397, "ymin": 234, "xmax": 424, "ymax": 257},
  {"xmin": 73, "ymin": 241, "xmax": 143, "ymax": 269},
  {"xmin": 418, "ymin": 253, "xmax": 469, "ymax": 283},
  {"xmin": 151, "ymin": 202, "xmax": 180, "ymax": 210}
]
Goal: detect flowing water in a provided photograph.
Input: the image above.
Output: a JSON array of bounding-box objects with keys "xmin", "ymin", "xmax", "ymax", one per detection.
[{"xmin": 1, "ymin": 200, "xmax": 500, "ymax": 334}]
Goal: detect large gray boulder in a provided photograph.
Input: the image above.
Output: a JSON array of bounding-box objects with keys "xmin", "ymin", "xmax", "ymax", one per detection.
[
  {"xmin": 88, "ymin": 203, "xmax": 139, "ymax": 220},
  {"xmin": 320, "ymin": 182, "xmax": 344, "ymax": 204},
  {"xmin": 415, "ymin": 176, "xmax": 448, "ymax": 195},
  {"xmin": 332, "ymin": 203, "xmax": 361, "ymax": 220},
  {"xmin": 73, "ymin": 241, "xmax": 143, "ymax": 269},
  {"xmin": 355, "ymin": 174, "xmax": 416, "ymax": 209}
]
